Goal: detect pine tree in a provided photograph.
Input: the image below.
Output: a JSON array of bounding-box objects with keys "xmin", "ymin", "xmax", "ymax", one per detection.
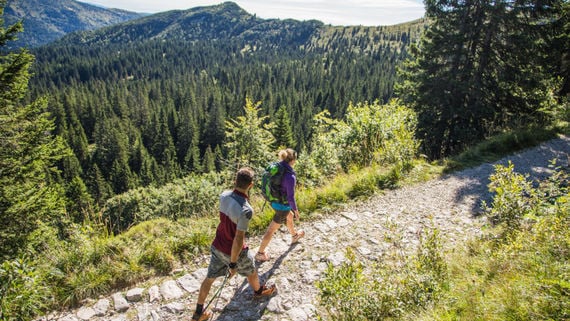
[
  {"xmin": 273, "ymin": 105, "xmax": 296, "ymax": 149},
  {"xmin": 224, "ymin": 98, "xmax": 276, "ymax": 171},
  {"xmin": 398, "ymin": 0, "xmax": 565, "ymax": 158},
  {"xmin": 202, "ymin": 145, "xmax": 216, "ymax": 173},
  {"xmin": 0, "ymin": 3, "xmax": 68, "ymax": 258}
]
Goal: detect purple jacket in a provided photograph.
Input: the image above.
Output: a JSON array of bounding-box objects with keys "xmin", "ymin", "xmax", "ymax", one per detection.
[{"xmin": 279, "ymin": 161, "xmax": 298, "ymax": 211}]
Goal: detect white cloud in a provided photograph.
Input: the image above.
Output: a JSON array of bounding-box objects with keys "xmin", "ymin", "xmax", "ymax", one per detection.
[{"xmin": 82, "ymin": 0, "xmax": 425, "ymax": 25}]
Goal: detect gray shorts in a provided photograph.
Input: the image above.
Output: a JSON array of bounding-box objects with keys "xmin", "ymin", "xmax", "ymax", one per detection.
[
  {"xmin": 207, "ymin": 245, "xmax": 255, "ymax": 278},
  {"xmin": 272, "ymin": 210, "xmax": 291, "ymax": 224}
]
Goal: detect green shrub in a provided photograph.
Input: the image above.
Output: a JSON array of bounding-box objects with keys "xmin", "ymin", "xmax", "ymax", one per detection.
[
  {"xmin": 139, "ymin": 240, "xmax": 175, "ymax": 274},
  {"xmin": 317, "ymin": 228, "xmax": 447, "ymax": 320},
  {"xmin": 339, "ymin": 99, "xmax": 419, "ymax": 169},
  {"xmin": 411, "ymin": 161, "xmax": 569, "ymax": 321},
  {"xmin": 482, "ymin": 161, "xmax": 539, "ymax": 239},
  {"xmin": 0, "ymin": 258, "xmax": 51, "ymax": 320},
  {"xmin": 102, "ymin": 172, "xmax": 226, "ymax": 232},
  {"xmin": 296, "ymin": 111, "xmax": 343, "ymax": 187}
]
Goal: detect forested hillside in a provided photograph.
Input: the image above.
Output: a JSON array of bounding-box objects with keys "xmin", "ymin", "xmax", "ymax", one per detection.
[
  {"xmin": 28, "ymin": 2, "xmax": 425, "ymax": 208},
  {"xmin": 4, "ymin": 0, "xmax": 143, "ymax": 48}
]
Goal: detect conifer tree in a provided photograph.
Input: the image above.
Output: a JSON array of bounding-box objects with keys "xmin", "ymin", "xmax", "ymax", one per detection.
[
  {"xmin": 224, "ymin": 98, "xmax": 275, "ymax": 170},
  {"xmin": 0, "ymin": 2, "xmax": 68, "ymax": 258},
  {"xmin": 202, "ymin": 145, "xmax": 216, "ymax": 173},
  {"xmin": 398, "ymin": 0, "xmax": 565, "ymax": 158},
  {"xmin": 273, "ymin": 105, "xmax": 296, "ymax": 149}
]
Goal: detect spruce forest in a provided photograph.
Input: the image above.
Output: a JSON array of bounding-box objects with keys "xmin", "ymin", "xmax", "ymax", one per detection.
[
  {"xmin": 1, "ymin": 0, "xmax": 569, "ymax": 319},
  {"xmin": 27, "ymin": 2, "xmax": 422, "ymax": 205}
]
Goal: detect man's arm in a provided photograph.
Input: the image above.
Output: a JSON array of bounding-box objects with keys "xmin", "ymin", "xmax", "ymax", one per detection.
[{"xmin": 229, "ymin": 230, "xmax": 245, "ymax": 275}]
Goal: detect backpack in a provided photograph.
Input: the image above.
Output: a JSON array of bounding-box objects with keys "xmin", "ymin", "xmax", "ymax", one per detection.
[{"xmin": 260, "ymin": 161, "xmax": 287, "ymax": 203}]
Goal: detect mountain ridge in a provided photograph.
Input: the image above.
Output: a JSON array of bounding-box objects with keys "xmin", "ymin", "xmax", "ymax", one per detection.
[
  {"xmin": 3, "ymin": 0, "xmax": 144, "ymax": 48},
  {"xmin": 56, "ymin": 2, "xmax": 325, "ymax": 47}
]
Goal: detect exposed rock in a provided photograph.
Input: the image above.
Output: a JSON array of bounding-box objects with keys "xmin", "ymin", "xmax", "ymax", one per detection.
[
  {"xmin": 111, "ymin": 292, "xmax": 129, "ymax": 313},
  {"xmin": 159, "ymin": 280, "xmax": 184, "ymax": 301},
  {"xmin": 76, "ymin": 307, "xmax": 96, "ymax": 320},
  {"xmin": 125, "ymin": 287, "xmax": 144, "ymax": 302}
]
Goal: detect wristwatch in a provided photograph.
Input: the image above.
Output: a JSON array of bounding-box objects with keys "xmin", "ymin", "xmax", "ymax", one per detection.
[{"xmin": 229, "ymin": 262, "xmax": 237, "ymax": 269}]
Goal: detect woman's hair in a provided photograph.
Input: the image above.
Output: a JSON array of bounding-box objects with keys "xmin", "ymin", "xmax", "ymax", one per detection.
[
  {"xmin": 235, "ymin": 167, "xmax": 254, "ymax": 189},
  {"xmin": 278, "ymin": 148, "xmax": 297, "ymax": 163}
]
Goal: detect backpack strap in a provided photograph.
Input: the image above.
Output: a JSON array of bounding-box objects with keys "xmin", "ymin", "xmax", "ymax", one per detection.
[{"xmin": 230, "ymin": 192, "xmax": 252, "ymax": 220}]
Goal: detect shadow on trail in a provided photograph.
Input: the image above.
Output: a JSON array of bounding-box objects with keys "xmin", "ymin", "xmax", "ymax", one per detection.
[
  {"xmin": 213, "ymin": 243, "xmax": 298, "ymax": 320},
  {"xmin": 448, "ymin": 138, "xmax": 570, "ymax": 216}
]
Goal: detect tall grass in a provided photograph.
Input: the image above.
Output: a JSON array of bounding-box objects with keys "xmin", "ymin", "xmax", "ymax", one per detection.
[
  {"xmin": 317, "ymin": 227, "xmax": 449, "ymax": 321},
  {"xmin": 317, "ymin": 159, "xmax": 569, "ymax": 320}
]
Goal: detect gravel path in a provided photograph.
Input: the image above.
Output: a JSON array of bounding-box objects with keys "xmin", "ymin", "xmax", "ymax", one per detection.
[{"xmin": 42, "ymin": 135, "xmax": 569, "ymax": 321}]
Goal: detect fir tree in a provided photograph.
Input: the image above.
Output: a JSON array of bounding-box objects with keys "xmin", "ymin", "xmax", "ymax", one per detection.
[
  {"xmin": 398, "ymin": 0, "xmax": 565, "ymax": 158},
  {"xmin": 224, "ymin": 98, "xmax": 275, "ymax": 171},
  {"xmin": 0, "ymin": 2, "xmax": 68, "ymax": 258},
  {"xmin": 273, "ymin": 105, "xmax": 296, "ymax": 150}
]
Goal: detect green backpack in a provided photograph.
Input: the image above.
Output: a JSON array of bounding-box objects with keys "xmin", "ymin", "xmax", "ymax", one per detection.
[{"xmin": 261, "ymin": 162, "xmax": 287, "ymax": 203}]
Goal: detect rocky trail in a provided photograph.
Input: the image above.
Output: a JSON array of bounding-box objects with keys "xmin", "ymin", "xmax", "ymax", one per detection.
[{"xmin": 40, "ymin": 135, "xmax": 570, "ymax": 321}]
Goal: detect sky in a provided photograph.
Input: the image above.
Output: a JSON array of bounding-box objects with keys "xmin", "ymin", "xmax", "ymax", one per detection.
[{"xmin": 82, "ymin": 0, "xmax": 426, "ymax": 26}]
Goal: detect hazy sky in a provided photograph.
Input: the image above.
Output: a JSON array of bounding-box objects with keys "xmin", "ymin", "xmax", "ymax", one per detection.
[{"xmin": 82, "ymin": 0, "xmax": 426, "ymax": 26}]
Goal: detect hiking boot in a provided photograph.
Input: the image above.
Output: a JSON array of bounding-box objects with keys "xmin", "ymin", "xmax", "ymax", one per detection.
[
  {"xmin": 291, "ymin": 230, "xmax": 305, "ymax": 244},
  {"xmin": 255, "ymin": 251, "xmax": 271, "ymax": 262},
  {"xmin": 191, "ymin": 310, "xmax": 212, "ymax": 321},
  {"xmin": 253, "ymin": 284, "xmax": 277, "ymax": 299}
]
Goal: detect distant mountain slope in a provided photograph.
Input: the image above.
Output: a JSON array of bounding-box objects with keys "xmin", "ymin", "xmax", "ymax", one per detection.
[
  {"xmin": 59, "ymin": 2, "xmax": 325, "ymax": 47},
  {"xmin": 3, "ymin": 0, "xmax": 144, "ymax": 48},
  {"xmin": 55, "ymin": 1, "xmax": 425, "ymax": 53}
]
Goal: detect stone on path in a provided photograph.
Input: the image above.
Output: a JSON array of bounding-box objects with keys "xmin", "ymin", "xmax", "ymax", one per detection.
[
  {"xmin": 162, "ymin": 302, "xmax": 186, "ymax": 314},
  {"xmin": 148, "ymin": 285, "xmax": 161, "ymax": 303},
  {"xmin": 177, "ymin": 274, "xmax": 201, "ymax": 293},
  {"xmin": 93, "ymin": 298, "xmax": 110, "ymax": 316},
  {"xmin": 76, "ymin": 307, "xmax": 96, "ymax": 320},
  {"xmin": 112, "ymin": 292, "xmax": 130, "ymax": 312},
  {"xmin": 126, "ymin": 287, "xmax": 145, "ymax": 302},
  {"xmin": 160, "ymin": 280, "xmax": 185, "ymax": 300}
]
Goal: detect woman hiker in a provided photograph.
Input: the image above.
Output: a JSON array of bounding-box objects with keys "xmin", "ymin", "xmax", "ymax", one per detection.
[{"xmin": 255, "ymin": 148, "xmax": 305, "ymax": 262}]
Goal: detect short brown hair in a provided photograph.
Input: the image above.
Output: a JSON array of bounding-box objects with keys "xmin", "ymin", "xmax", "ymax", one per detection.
[{"xmin": 235, "ymin": 167, "xmax": 254, "ymax": 189}]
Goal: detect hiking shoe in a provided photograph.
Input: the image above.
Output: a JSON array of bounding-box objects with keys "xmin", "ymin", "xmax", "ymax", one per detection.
[
  {"xmin": 255, "ymin": 251, "xmax": 271, "ymax": 262},
  {"xmin": 291, "ymin": 230, "xmax": 305, "ymax": 244},
  {"xmin": 191, "ymin": 310, "xmax": 212, "ymax": 321},
  {"xmin": 253, "ymin": 284, "xmax": 277, "ymax": 299}
]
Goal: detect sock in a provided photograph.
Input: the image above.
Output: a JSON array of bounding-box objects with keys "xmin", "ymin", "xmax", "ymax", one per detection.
[{"xmin": 195, "ymin": 303, "xmax": 204, "ymax": 315}]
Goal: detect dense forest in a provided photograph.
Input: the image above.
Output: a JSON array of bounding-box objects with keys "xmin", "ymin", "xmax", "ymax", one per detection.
[{"xmin": 26, "ymin": 2, "xmax": 424, "ymax": 210}]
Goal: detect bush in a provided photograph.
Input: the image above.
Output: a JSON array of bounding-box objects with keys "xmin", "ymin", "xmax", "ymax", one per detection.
[
  {"xmin": 482, "ymin": 161, "xmax": 539, "ymax": 238},
  {"xmin": 339, "ymin": 99, "xmax": 419, "ymax": 169},
  {"xmin": 0, "ymin": 258, "xmax": 51, "ymax": 320},
  {"xmin": 103, "ymin": 171, "xmax": 226, "ymax": 232},
  {"xmin": 317, "ymin": 228, "xmax": 448, "ymax": 320},
  {"xmin": 410, "ymin": 161, "xmax": 569, "ymax": 321}
]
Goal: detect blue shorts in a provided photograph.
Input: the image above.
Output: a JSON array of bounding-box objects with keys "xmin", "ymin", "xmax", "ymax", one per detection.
[{"xmin": 207, "ymin": 245, "xmax": 255, "ymax": 278}]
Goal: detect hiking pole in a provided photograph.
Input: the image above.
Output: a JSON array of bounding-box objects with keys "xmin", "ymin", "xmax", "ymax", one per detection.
[{"xmin": 203, "ymin": 270, "xmax": 230, "ymax": 320}]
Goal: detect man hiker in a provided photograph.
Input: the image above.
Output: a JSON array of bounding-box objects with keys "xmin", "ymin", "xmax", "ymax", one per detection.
[
  {"xmin": 255, "ymin": 148, "xmax": 305, "ymax": 262},
  {"xmin": 191, "ymin": 167, "xmax": 277, "ymax": 321}
]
